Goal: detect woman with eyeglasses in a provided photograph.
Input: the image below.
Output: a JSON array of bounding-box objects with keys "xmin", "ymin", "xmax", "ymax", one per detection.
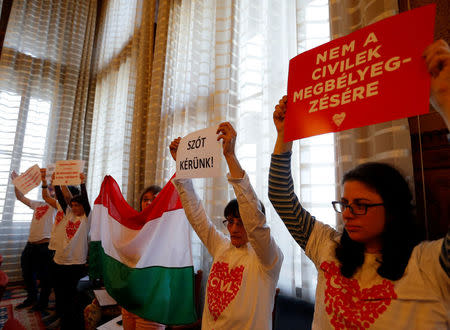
[
  {"xmin": 269, "ymin": 39, "xmax": 450, "ymax": 329},
  {"xmin": 169, "ymin": 122, "xmax": 283, "ymax": 330}
]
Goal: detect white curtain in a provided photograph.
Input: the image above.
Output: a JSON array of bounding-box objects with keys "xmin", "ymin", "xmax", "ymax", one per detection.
[
  {"xmin": 87, "ymin": 0, "xmax": 171, "ymax": 208},
  {"xmin": 157, "ymin": 0, "xmax": 333, "ymax": 301}
]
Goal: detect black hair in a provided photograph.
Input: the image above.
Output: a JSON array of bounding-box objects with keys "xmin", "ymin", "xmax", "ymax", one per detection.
[
  {"xmin": 224, "ymin": 198, "xmax": 266, "ymax": 219},
  {"xmin": 70, "ymin": 194, "xmax": 84, "ymax": 205},
  {"xmin": 335, "ymin": 162, "xmax": 421, "ymax": 280},
  {"xmin": 139, "ymin": 185, "xmax": 162, "ymax": 211},
  {"xmin": 68, "ymin": 186, "xmax": 80, "ymax": 196},
  {"xmin": 70, "ymin": 194, "xmax": 89, "ymax": 216}
]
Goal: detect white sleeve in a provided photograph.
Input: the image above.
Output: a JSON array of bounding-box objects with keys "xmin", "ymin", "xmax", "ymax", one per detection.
[
  {"xmin": 228, "ymin": 172, "xmax": 283, "ymax": 274},
  {"xmin": 415, "ymin": 239, "xmax": 450, "ymax": 301},
  {"xmin": 172, "ymin": 178, "xmax": 228, "ymax": 257},
  {"xmin": 29, "ymin": 200, "xmax": 43, "ymax": 210}
]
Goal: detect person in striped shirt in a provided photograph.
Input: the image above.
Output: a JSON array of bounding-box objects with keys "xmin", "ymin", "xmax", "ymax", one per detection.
[{"xmin": 268, "ymin": 39, "xmax": 450, "ymax": 329}]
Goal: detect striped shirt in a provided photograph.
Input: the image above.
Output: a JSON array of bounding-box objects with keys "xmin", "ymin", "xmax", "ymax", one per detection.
[{"xmin": 268, "ymin": 151, "xmax": 315, "ymax": 250}]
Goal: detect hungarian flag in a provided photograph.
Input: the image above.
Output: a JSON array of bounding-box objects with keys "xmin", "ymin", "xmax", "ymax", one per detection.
[{"xmin": 89, "ymin": 175, "xmax": 196, "ymax": 325}]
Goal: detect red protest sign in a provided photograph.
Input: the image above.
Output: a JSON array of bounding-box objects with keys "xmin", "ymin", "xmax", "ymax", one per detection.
[{"xmin": 285, "ymin": 4, "xmax": 435, "ymax": 141}]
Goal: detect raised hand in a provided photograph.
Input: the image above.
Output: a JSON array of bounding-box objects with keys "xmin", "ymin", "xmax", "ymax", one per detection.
[
  {"xmin": 273, "ymin": 95, "xmax": 293, "ymax": 154},
  {"xmin": 40, "ymin": 168, "xmax": 47, "ymax": 184},
  {"xmin": 273, "ymin": 95, "xmax": 288, "ymax": 134},
  {"xmin": 423, "ymin": 39, "xmax": 450, "ymax": 128},
  {"xmin": 169, "ymin": 137, "xmax": 182, "ymax": 161},
  {"xmin": 216, "ymin": 122, "xmax": 237, "ymax": 158},
  {"xmin": 11, "ymin": 170, "xmax": 18, "ymax": 180}
]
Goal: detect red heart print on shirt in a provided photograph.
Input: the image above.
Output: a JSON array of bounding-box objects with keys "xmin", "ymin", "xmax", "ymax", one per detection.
[
  {"xmin": 55, "ymin": 211, "xmax": 64, "ymax": 225},
  {"xmin": 34, "ymin": 205, "xmax": 50, "ymax": 220},
  {"xmin": 321, "ymin": 261, "xmax": 397, "ymax": 330},
  {"xmin": 65, "ymin": 220, "xmax": 81, "ymax": 239},
  {"xmin": 207, "ymin": 262, "xmax": 245, "ymax": 321}
]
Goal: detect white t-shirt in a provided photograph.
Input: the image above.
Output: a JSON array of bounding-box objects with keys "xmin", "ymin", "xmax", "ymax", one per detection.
[
  {"xmin": 306, "ymin": 221, "xmax": 450, "ymax": 329},
  {"xmin": 174, "ymin": 173, "xmax": 283, "ymax": 330},
  {"xmin": 53, "ymin": 207, "xmax": 90, "ymax": 265},
  {"xmin": 48, "ymin": 202, "xmax": 65, "ymax": 251},
  {"xmin": 28, "ymin": 200, "xmax": 56, "ymax": 243}
]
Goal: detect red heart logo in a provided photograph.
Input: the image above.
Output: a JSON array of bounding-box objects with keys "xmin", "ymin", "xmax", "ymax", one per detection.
[
  {"xmin": 34, "ymin": 205, "xmax": 49, "ymax": 220},
  {"xmin": 65, "ymin": 220, "xmax": 81, "ymax": 239},
  {"xmin": 55, "ymin": 211, "xmax": 64, "ymax": 225},
  {"xmin": 321, "ymin": 261, "xmax": 397, "ymax": 329},
  {"xmin": 207, "ymin": 262, "xmax": 244, "ymax": 321}
]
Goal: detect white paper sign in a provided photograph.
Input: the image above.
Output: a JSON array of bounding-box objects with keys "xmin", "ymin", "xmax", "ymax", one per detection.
[
  {"xmin": 96, "ymin": 315, "xmax": 122, "ymax": 330},
  {"xmin": 12, "ymin": 165, "xmax": 41, "ymax": 195},
  {"xmin": 176, "ymin": 126, "xmax": 222, "ymax": 178},
  {"xmin": 53, "ymin": 160, "xmax": 84, "ymax": 185},
  {"xmin": 93, "ymin": 289, "xmax": 117, "ymax": 306}
]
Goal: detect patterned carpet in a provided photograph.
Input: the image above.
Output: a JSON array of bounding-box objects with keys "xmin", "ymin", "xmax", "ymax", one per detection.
[{"xmin": 0, "ymin": 284, "xmax": 47, "ymax": 330}]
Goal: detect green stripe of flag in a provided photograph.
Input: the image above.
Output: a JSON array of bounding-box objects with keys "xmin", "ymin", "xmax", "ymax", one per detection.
[{"xmin": 89, "ymin": 241, "xmax": 197, "ymax": 325}]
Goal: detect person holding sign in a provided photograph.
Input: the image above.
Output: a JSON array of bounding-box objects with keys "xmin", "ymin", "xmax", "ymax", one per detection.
[
  {"xmin": 268, "ymin": 39, "xmax": 450, "ymax": 329},
  {"xmin": 41, "ymin": 169, "xmax": 91, "ymax": 330},
  {"xmin": 170, "ymin": 122, "xmax": 283, "ymax": 330},
  {"xmin": 10, "ymin": 170, "xmax": 55, "ymax": 312}
]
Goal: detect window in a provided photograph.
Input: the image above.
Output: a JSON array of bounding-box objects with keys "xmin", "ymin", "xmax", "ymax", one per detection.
[{"xmin": 0, "ymin": 91, "xmax": 51, "ymax": 222}]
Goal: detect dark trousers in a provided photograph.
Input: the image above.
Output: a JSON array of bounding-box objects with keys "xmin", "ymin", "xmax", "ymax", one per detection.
[
  {"xmin": 20, "ymin": 241, "xmax": 53, "ymax": 306},
  {"xmin": 53, "ymin": 263, "xmax": 86, "ymax": 330}
]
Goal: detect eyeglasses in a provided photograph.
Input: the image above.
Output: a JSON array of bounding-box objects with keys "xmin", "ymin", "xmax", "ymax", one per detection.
[
  {"xmin": 222, "ymin": 217, "xmax": 244, "ymax": 227},
  {"xmin": 332, "ymin": 201, "xmax": 384, "ymax": 215}
]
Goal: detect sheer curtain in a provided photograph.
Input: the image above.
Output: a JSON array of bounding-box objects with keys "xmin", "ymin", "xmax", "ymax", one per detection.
[
  {"xmin": 0, "ymin": 0, "xmax": 97, "ymax": 282},
  {"xmin": 156, "ymin": 0, "xmax": 333, "ymax": 301},
  {"xmin": 87, "ymin": 0, "xmax": 171, "ymax": 208},
  {"xmin": 329, "ymin": 0, "xmax": 415, "ymax": 227}
]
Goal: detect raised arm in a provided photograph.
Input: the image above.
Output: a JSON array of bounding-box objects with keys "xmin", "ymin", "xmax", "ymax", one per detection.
[
  {"xmin": 268, "ymin": 96, "xmax": 316, "ymax": 250},
  {"xmin": 11, "ymin": 171, "xmax": 32, "ymax": 208},
  {"xmin": 40, "ymin": 168, "xmax": 58, "ymax": 209},
  {"xmin": 424, "ymin": 39, "xmax": 450, "ymax": 276},
  {"xmin": 217, "ymin": 122, "xmax": 283, "ymax": 269},
  {"xmin": 79, "ymin": 173, "xmax": 91, "ymax": 217},
  {"xmin": 60, "ymin": 185, "xmax": 73, "ymax": 205},
  {"xmin": 170, "ymin": 138, "xmax": 228, "ymax": 256},
  {"xmin": 54, "ymin": 181, "xmax": 68, "ymax": 214}
]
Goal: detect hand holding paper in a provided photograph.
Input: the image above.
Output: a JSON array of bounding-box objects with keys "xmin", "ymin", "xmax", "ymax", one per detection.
[
  {"xmin": 216, "ymin": 122, "xmax": 237, "ymax": 157},
  {"xmin": 40, "ymin": 168, "xmax": 47, "ymax": 184},
  {"xmin": 216, "ymin": 122, "xmax": 244, "ymax": 179},
  {"xmin": 424, "ymin": 39, "xmax": 450, "ymax": 128},
  {"xmin": 273, "ymin": 96, "xmax": 293, "ymax": 155},
  {"xmin": 170, "ymin": 137, "xmax": 181, "ymax": 161},
  {"xmin": 273, "ymin": 95, "xmax": 288, "ymax": 134}
]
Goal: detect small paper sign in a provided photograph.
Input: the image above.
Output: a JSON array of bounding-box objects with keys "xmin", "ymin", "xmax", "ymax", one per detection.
[
  {"xmin": 12, "ymin": 165, "xmax": 41, "ymax": 195},
  {"xmin": 53, "ymin": 160, "xmax": 84, "ymax": 185},
  {"xmin": 93, "ymin": 289, "xmax": 117, "ymax": 306},
  {"xmin": 285, "ymin": 4, "xmax": 435, "ymax": 141},
  {"xmin": 176, "ymin": 126, "xmax": 222, "ymax": 178}
]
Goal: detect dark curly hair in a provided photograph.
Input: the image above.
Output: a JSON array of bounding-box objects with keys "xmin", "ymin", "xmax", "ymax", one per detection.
[
  {"xmin": 335, "ymin": 162, "xmax": 421, "ymax": 280},
  {"xmin": 139, "ymin": 185, "xmax": 162, "ymax": 211}
]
